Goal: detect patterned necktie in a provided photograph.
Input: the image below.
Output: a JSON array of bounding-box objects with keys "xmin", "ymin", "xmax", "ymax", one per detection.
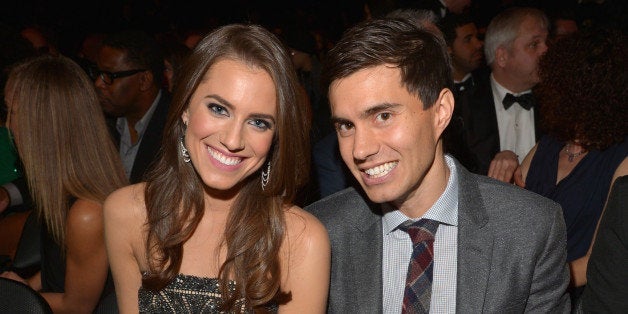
[
  {"xmin": 398, "ymin": 219, "xmax": 440, "ymax": 314},
  {"xmin": 502, "ymin": 92, "xmax": 535, "ymax": 110}
]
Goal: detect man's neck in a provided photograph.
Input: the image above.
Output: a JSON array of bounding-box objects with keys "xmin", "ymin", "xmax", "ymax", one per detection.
[
  {"xmin": 393, "ymin": 153, "xmax": 450, "ymax": 219},
  {"xmin": 125, "ymin": 89, "xmax": 160, "ymax": 129},
  {"xmin": 492, "ymin": 69, "xmax": 531, "ymax": 94},
  {"xmin": 452, "ymin": 68, "xmax": 470, "ymax": 82}
]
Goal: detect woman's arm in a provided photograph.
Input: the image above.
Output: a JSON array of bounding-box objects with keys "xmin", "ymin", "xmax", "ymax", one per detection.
[
  {"xmin": 569, "ymin": 157, "xmax": 628, "ymax": 287},
  {"xmin": 515, "ymin": 143, "xmax": 539, "ymax": 187},
  {"xmin": 279, "ymin": 206, "xmax": 330, "ymax": 313},
  {"xmin": 39, "ymin": 199, "xmax": 109, "ymax": 313},
  {"xmin": 103, "ymin": 185, "xmax": 145, "ymax": 314}
]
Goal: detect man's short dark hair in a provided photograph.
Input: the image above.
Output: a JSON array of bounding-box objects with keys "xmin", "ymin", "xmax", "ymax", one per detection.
[
  {"xmin": 438, "ymin": 13, "xmax": 475, "ymax": 46},
  {"xmin": 323, "ymin": 18, "xmax": 452, "ymax": 109},
  {"xmin": 102, "ymin": 30, "xmax": 164, "ymax": 88}
]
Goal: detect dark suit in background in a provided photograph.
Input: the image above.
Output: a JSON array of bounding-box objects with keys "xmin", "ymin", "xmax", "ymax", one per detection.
[
  {"xmin": 107, "ymin": 93, "xmax": 170, "ymax": 184},
  {"xmin": 463, "ymin": 72, "xmax": 541, "ymax": 175}
]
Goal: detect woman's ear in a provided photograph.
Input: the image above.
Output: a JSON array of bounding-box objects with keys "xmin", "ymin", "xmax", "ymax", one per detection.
[{"xmin": 181, "ymin": 110, "xmax": 189, "ymax": 126}]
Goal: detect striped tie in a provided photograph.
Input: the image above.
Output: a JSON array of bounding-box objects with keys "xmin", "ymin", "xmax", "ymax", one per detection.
[{"xmin": 398, "ymin": 219, "xmax": 440, "ymax": 314}]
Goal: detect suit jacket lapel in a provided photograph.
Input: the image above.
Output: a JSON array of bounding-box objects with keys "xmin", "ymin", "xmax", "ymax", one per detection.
[
  {"xmin": 456, "ymin": 166, "xmax": 493, "ymax": 312},
  {"xmin": 130, "ymin": 92, "xmax": 170, "ymax": 183},
  {"xmin": 348, "ymin": 196, "xmax": 383, "ymax": 312}
]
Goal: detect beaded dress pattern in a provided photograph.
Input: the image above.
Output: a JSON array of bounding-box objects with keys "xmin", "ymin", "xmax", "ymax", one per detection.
[{"xmin": 138, "ymin": 274, "xmax": 278, "ymax": 313}]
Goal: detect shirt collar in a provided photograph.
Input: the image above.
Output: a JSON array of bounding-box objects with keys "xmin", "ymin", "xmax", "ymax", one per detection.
[
  {"xmin": 116, "ymin": 90, "xmax": 162, "ymax": 136},
  {"xmin": 454, "ymin": 73, "xmax": 473, "ymax": 85},
  {"xmin": 382, "ymin": 155, "xmax": 459, "ymax": 234},
  {"xmin": 490, "ymin": 74, "xmax": 531, "ymax": 104}
]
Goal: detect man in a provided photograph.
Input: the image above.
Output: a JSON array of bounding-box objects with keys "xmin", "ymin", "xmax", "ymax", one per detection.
[
  {"xmin": 466, "ymin": 7, "xmax": 548, "ymax": 182},
  {"xmin": 305, "ymin": 18, "xmax": 570, "ymax": 313},
  {"xmin": 439, "ymin": 13, "xmax": 484, "ymax": 97},
  {"xmin": 438, "ymin": 13, "xmax": 485, "ymax": 172},
  {"xmin": 94, "ymin": 30, "xmax": 169, "ymax": 183}
]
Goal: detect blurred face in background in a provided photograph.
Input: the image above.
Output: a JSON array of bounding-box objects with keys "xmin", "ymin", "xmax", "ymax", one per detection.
[{"xmin": 450, "ymin": 22, "xmax": 484, "ymax": 78}]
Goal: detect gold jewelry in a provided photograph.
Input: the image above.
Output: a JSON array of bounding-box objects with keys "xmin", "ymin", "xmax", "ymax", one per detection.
[{"xmin": 564, "ymin": 143, "xmax": 587, "ymax": 162}]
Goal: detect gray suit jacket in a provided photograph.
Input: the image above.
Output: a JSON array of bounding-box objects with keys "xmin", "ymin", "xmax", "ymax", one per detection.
[{"xmin": 305, "ymin": 159, "xmax": 570, "ymax": 313}]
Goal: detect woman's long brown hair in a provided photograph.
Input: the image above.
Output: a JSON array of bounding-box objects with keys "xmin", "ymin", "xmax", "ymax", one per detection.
[
  {"xmin": 6, "ymin": 55, "xmax": 127, "ymax": 247},
  {"xmin": 142, "ymin": 24, "xmax": 310, "ymax": 311}
]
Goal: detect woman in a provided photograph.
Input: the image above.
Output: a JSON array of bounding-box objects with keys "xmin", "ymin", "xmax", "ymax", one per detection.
[
  {"xmin": 519, "ymin": 28, "xmax": 627, "ymax": 289},
  {"xmin": 104, "ymin": 24, "xmax": 330, "ymax": 313},
  {"xmin": 0, "ymin": 55, "xmax": 128, "ymax": 311}
]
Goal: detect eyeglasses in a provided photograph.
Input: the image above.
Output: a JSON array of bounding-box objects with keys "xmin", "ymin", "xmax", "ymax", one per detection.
[{"xmin": 91, "ymin": 68, "xmax": 147, "ymax": 85}]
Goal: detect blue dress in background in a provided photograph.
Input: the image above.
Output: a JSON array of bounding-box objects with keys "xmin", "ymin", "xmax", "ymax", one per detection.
[{"xmin": 525, "ymin": 135, "xmax": 628, "ymax": 262}]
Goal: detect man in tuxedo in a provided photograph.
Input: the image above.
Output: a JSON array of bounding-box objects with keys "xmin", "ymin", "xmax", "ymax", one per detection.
[
  {"xmin": 438, "ymin": 12, "xmax": 486, "ymax": 172},
  {"xmin": 465, "ymin": 7, "xmax": 548, "ymax": 182},
  {"xmin": 306, "ymin": 17, "xmax": 569, "ymax": 313},
  {"xmin": 94, "ymin": 30, "xmax": 170, "ymax": 183}
]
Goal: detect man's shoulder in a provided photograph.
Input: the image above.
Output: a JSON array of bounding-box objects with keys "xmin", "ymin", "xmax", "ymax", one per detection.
[
  {"xmin": 466, "ymin": 172, "xmax": 562, "ymax": 224},
  {"xmin": 305, "ymin": 187, "xmax": 375, "ymax": 223}
]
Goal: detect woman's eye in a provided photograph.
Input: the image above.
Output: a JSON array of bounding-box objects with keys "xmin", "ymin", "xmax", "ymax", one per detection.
[
  {"xmin": 208, "ymin": 103, "xmax": 228, "ymax": 116},
  {"xmin": 250, "ymin": 119, "xmax": 271, "ymax": 131}
]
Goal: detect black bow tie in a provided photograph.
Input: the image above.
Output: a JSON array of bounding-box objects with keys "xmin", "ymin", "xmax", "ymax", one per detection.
[{"xmin": 502, "ymin": 93, "xmax": 535, "ymax": 110}]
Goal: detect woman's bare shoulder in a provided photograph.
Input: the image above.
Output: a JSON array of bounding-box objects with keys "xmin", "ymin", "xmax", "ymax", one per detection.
[
  {"xmin": 283, "ymin": 204, "xmax": 330, "ymax": 256},
  {"xmin": 103, "ymin": 183, "xmax": 147, "ymax": 226}
]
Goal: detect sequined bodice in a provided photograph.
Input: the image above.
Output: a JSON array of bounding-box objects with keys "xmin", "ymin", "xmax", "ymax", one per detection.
[{"xmin": 138, "ymin": 274, "xmax": 247, "ymax": 313}]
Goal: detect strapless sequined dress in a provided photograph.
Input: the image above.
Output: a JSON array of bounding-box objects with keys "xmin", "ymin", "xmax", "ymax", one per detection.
[{"xmin": 138, "ymin": 274, "xmax": 277, "ymax": 313}]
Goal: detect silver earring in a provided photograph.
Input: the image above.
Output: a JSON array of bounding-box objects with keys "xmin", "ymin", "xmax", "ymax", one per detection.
[
  {"xmin": 261, "ymin": 161, "xmax": 271, "ymax": 190},
  {"xmin": 180, "ymin": 137, "xmax": 190, "ymax": 163}
]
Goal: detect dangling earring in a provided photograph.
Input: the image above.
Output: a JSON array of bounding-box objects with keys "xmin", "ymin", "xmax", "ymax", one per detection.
[
  {"xmin": 261, "ymin": 161, "xmax": 271, "ymax": 190},
  {"xmin": 180, "ymin": 136, "xmax": 190, "ymax": 163}
]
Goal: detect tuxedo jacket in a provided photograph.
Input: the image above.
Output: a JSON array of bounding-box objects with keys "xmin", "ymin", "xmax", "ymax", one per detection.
[
  {"xmin": 107, "ymin": 92, "xmax": 171, "ymax": 184},
  {"xmin": 305, "ymin": 159, "xmax": 570, "ymax": 313},
  {"xmin": 464, "ymin": 72, "xmax": 541, "ymax": 175}
]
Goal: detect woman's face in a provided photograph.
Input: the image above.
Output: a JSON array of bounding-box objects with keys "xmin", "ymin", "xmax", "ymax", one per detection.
[{"xmin": 181, "ymin": 58, "xmax": 277, "ymax": 194}]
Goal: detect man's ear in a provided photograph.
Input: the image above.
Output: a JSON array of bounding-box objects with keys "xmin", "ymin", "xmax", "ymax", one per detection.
[
  {"xmin": 139, "ymin": 70, "xmax": 154, "ymax": 91},
  {"xmin": 433, "ymin": 87, "xmax": 454, "ymax": 138},
  {"xmin": 495, "ymin": 46, "xmax": 508, "ymax": 68}
]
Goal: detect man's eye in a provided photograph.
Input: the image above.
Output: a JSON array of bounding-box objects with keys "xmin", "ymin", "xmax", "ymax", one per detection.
[
  {"xmin": 376, "ymin": 112, "xmax": 391, "ymax": 122},
  {"xmin": 335, "ymin": 122, "xmax": 355, "ymax": 136}
]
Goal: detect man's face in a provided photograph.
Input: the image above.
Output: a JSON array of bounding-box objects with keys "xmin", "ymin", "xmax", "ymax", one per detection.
[
  {"xmin": 450, "ymin": 23, "xmax": 484, "ymax": 76},
  {"xmin": 329, "ymin": 65, "xmax": 448, "ymax": 208},
  {"xmin": 502, "ymin": 16, "xmax": 548, "ymax": 91},
  {"xmin": 94, "ymin": 46, "xmax": 143, "ymax": 118}
]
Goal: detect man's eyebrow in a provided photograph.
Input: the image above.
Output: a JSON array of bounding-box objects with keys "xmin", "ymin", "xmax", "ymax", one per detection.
[
  {"xmin": 330, "ymin": 116, "xmax": 350, "ymax": 126},
  {"xmin": 360, "ymin": 102, "xmax": 401, "ymax": 119},
  {"xmin": 330, "ymin": 102, "xmax": 401, "ymax": 125}
]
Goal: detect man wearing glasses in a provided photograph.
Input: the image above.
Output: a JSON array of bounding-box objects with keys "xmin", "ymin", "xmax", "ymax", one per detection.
[{"xmin": 93, "ymin": 30, "xmax": 170, "ymax": 183}]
